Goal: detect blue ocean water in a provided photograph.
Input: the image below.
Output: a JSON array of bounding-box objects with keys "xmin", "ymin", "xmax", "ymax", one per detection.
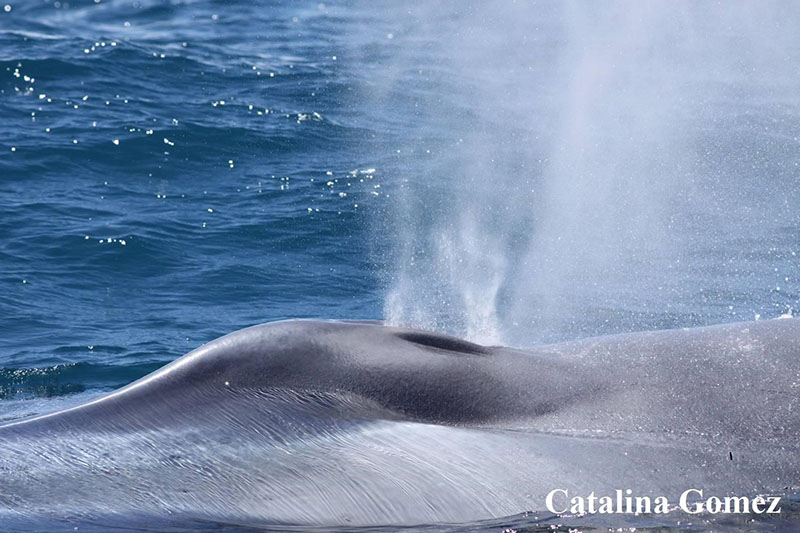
[
  {"xmin": 1, "ymin": 0, "xmax": 397, "ymax": 415},
  {"xmin": 1, "ymin": 2, "xmax": 800, "ymax": 530}
]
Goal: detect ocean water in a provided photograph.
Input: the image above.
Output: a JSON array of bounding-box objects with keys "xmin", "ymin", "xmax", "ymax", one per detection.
[
  {"xmin": 1, "ymin": 0, "xmax": 391, "ymax": 416},
  {"xmin": 1, "ymin": 0, "xmax": 799, "ymax": 531}
]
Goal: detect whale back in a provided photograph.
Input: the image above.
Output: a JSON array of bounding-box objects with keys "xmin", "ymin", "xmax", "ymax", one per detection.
[{"xmin": 1, "ymin": 319, "xmax": 799, "ymax": 527}]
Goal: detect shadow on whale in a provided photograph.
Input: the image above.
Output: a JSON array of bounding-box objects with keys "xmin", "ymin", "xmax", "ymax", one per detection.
[{"xmin": 1, "ymin": 319, "xmax": 799, "ymax": 529}]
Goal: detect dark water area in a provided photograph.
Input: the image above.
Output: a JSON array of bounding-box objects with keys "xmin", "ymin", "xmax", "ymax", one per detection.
[{"xmin": 1, "ymin": 0, "xmax": 799, "ymax": 531}]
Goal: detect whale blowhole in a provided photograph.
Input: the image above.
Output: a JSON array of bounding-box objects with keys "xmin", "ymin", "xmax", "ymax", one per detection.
[{"xmin": 394, "ymin": 332, "xmax": 489, "ymax": 355}]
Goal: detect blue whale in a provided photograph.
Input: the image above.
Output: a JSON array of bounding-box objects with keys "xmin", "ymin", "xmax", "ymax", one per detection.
[{"xmin": 0, "ymin": 319, "xmax": 798, "ymax": 528}]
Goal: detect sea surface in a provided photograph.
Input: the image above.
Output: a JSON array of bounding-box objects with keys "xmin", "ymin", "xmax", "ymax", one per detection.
[{"xmin": 1, "ymin": 1, "xmax": 799, "ymax": 531}]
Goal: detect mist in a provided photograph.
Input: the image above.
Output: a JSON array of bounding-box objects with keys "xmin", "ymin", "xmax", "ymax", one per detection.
[{"xmin": 362, "ymin": 1, "xmax": 800, "ymax": 346}]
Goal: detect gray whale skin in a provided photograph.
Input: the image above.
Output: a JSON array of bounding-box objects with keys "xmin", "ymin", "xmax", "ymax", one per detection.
[{"xmin": 1, "ymin": 318, "xmax": 798, "ymax": 527}]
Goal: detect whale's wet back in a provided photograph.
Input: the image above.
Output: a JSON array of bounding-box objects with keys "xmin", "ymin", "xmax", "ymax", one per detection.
[{"xmin": 0, "ymin": 319, "xmax": 799, "ymax": 530}]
